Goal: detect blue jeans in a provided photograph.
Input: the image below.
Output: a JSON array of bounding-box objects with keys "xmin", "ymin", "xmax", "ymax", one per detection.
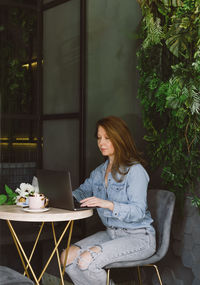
[{"xmin": 65, "ymin": 227, "xmax": 156, "ymax": 285}]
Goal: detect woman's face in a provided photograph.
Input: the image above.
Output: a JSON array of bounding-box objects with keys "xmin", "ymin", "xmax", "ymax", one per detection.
[{"xmin": 97, "ymin": 126, "xmax": 115, "ymax": 160}]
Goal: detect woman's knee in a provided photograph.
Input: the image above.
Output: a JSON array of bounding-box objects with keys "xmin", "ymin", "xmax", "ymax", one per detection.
[
  {"xmin": 78, "ymin": 246, "xmax": 101, "ymax": 270},
  {"xmin": 60, "ymin": 245, "xmax": 80, "ymax": 267}
]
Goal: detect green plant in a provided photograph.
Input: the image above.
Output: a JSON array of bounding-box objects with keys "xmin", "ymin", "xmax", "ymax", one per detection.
[
  {"xmin": 189, "ymin": 195, "xmax": 200, "ymax": 209},
  {"xmin": 137, "ymin": 0, "xmax": 200, "ymax": 206},
  {"xmin": 0, "ymin": 185, "xmax": 17, "ymax": 205}
]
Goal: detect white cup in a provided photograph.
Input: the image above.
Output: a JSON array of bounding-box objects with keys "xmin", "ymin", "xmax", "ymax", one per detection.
[{"xmin": 28, "ymin": 194, "xmax": 48, "ymax": 209}]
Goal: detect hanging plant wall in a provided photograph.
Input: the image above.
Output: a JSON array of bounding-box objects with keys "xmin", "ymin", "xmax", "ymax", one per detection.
[{"xmin": 137, "ymin": 0, "xmax": 200, "ymax": 206}]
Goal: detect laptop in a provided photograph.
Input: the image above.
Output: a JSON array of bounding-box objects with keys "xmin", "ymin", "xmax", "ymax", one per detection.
[{"xmin": 36, "ymin": 169, "xmax": 95, "ymax": 211}]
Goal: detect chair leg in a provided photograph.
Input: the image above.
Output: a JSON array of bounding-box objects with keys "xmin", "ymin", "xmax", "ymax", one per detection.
[
  {"xmin": 106, "ymin": 269, "xmax": 110, "ymax": 285},
  {"xmin": 137, "ymin": 266, "xmax": 143, "ymax": 285},
  {"xmin": 107, "ymin": 264, "xmax": 162, "ymax": 285},
  {"xmin": 152, "ymin": 265, "xmax": 163, "ymax": 285},
  {"xmin": 144, "ymin": 264, "xmax": 163, "ymax": 285}
]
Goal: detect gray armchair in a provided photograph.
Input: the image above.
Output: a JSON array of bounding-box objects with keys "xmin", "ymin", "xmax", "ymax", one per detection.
[
  {"xmin": 105, "ymin": 189, "xmax": 176, "ymax": 285},
  {"xmin": 0, "ymin": 266, "xmax": 34, "ymax": 285}
]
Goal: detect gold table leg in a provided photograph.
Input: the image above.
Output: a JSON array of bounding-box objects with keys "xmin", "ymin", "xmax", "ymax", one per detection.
[
  {"xmin": 7, "ymin": 221, "xmax": 31, "ymax": 279},
  {"xmin": 51, "ymin": 220, "xmax": 74, "ymax": 285},
  {"xmin": 37, "ymin": 220, "xmax": 73, "ymax": 283},
  {"xmin": 62, "ymin": 220, "xmax": 74, "ymax": 276},
  {"xmin": 7, "ymin": 219, "xmax": 74, "ymax": 285},
  {"xmin": 24, "ymin": 222, "xmax": 45, "ymax": 276},
  {"xmin": 7, "ymin": 220, "xmax": 40, "ymax": 285},
  {"xmin": 52, "ymin": 222, "xmax": 65, "ymax": 285}
]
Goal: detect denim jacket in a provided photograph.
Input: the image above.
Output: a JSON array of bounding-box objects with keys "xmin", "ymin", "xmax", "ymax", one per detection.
[{"xmin": 73, "ymin": 160, "xmax": 154, "ymax": 230}]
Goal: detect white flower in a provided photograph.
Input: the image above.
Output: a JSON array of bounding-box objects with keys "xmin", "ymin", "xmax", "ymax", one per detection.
[
  {"xmin": 20, "ymin": 183, "xmax": 34, "ymax": 192},
  {"xmin": 15, "ymin": 183, "xmax": 35, "ymax": 198}
]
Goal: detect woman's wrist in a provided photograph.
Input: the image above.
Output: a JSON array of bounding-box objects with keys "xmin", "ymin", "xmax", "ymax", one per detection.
[{"xmin": 107, "ymin": 201, "xmax": 114, "ymax": 211}]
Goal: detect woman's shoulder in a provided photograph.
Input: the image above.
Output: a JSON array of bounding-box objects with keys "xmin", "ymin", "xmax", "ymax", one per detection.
[{"xmin": 128, "ymin": 163, "xmax": 149, "ymax": 181}]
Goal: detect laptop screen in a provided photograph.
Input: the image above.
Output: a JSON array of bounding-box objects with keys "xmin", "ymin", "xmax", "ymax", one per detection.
[{"xmin": 36, "ymin": 169, "xmax": 75, "ymax": 210}]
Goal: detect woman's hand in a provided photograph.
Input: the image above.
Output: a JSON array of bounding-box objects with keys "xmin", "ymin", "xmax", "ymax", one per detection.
[{"xmin": 80, "ymin": 197, "xmax": 114, "ymax": 211}]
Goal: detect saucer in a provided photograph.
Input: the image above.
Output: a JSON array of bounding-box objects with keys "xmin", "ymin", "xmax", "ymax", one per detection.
[{"xmin": 23, "ymin": 207, "xmax": 50, "ymax": 213}]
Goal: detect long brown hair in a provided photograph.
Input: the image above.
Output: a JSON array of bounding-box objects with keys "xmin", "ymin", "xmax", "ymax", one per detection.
[{"xmin": 95, "ymin": 116, "xmax": 146, "ymax": 181}]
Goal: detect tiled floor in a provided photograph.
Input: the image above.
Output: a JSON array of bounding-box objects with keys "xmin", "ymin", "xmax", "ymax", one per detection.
[
  {"xmin": 42, "ymin": 272, "xmax": 136, "ymax": 285},
  {"xmin": 42, "ymin": 273, "xmax": 72, "ymax": 285}
]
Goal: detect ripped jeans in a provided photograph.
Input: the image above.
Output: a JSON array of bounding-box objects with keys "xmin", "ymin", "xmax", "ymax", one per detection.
[{"xmin": 65, "ymin": 227, "xmax": 156, "ymax": 285}]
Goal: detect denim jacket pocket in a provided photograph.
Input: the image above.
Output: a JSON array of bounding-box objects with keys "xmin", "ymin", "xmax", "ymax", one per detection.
[
  {"xmin": 94, "ymin": 183, "xmax": 103, "ymax": 190},
  {"xmin": 110, "ymin": 183, "xmax": 125, "ymax": 191}
]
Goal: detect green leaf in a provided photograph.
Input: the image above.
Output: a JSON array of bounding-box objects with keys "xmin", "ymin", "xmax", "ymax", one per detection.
[
  {"xmin": 5, "ymin": 184, "xmax": 14, "ymax": 196},
  {"xmin": 5, "ymin": 196, "xmax": 17, "ymax": 205},
  {"xmin": 144, "ymin": 135, "xmax": 156, "ymax": 142},
  {"xmin": 6, "ymin": 200, "xmax": 14, "ymax": 205},
  {"xmin": 0, "ymin": 195, "xmax": 7, "ymax": 205},
  {"xmin": 180, "ymin": 17, "xmax": 190, "ymax": 29}
]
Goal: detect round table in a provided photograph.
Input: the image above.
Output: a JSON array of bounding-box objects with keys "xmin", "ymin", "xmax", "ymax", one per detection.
[
  {"xmin": 0, "ymin": 205, "xmax": 93, "ymax": 285},
  {"xmin": 0, "ymin": 205, "xmax": 93, "ymax": 222}
]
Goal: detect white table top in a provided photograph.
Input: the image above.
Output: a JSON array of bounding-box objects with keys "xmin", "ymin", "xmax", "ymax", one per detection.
[{"xmin": 0, "ymin": 205, "xmax": 93, "ymax": 222}]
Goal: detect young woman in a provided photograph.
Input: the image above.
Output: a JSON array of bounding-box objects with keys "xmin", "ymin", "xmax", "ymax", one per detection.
[{"xmin": 60, "ymin": 116, "xmax": 156, "ymax": 285}]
